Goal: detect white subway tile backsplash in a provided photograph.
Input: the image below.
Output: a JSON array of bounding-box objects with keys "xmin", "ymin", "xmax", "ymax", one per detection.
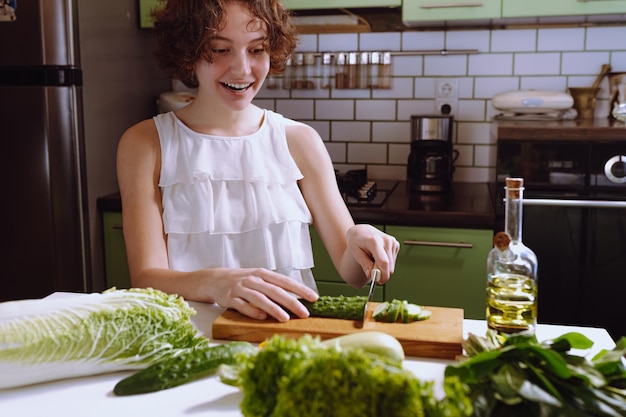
[
  {"xmin": 372, "ymin": 121, "xmax": 410, "ymax": 142},
  {"xmin": 388, "ymin": 144, "xmax": 411, "ymax": 165},
  {"xmin": 347, "ymin": 143, "xmax": 388, "ymax": 164},
  {"xmin": 392, "ymin": 55, "xmax": 423, "ymax": 76},
  {"xmin": 474, "ymin": 77, "xmax": 520, "ymax": 98},
  {"xmin": 586, "ymin": 26, "xmax": 626, "ymax": 51},
  {"xmin": 446, "ymin": 30, "xmax": 491, "ymax": 52},
  {"xmin": 520, "ymin": 76, "xmax": 568, "ymax": 91},
  {"xmin": 458, "ymin": 77, "xmax": 474, "ymax": 99},
  {"xmin": 474, "ymin": 144, "xmax": 496, "ymax": 167},
  {"xmin": 413, "ymin": 78, "xmax": 436, "ymax": 98},
  {"xmin": 318, "ymin": 33, "xmax": 359, "ymax": 52},
  {"xmin": 611, "ymin": 51, "xmax": 626, "ymax": 70},
  {"xmin": 325, "ymin": 142, "xmax": 347, "ymax": 163},
  {"xmin": 402, "ymin": 31, "xmax": 445, "ymax": 51},
  {"xmin": 359, "ymin": 32, "xmax": 402, "ymax": 51},
  {"xmin": 456, "ymin": 122, "xmax": 491, "ymax": 145},
  {"xmin": 469, "ymin": 54, "xmax": 513, "ymax": 76},
  {"xmin": 372, "ymin": 77, "xmax": 414, "ymax": 99},
  {"xmin": 315, "ymin": 100, "xmax": 355, "ymax": 120},
  {"xmin": 367, "ymin": 164, "xmax": 406, "ymax": 180},
  {"xmin": 356, "ymin": 100, "xmax": 396, "ymax": 120},
  {"xmin": 457, "ymin": 100, "xmax": 487, "ymax": 122},
  {"xmin": 424, "ymin": 55, "xmax": 468, "ymax": 76},
  {"xmin": 538, "ymin": 28, "xmax": 584, "ymax": 51},
  {"xmin": 514, "ymin": 52, "xmax": 561, "ymax": 75},
  {"xmin": 491, "ymin": 29, "xmax": 537, "ymax": 52},
  {"xmin": 296, "ymin": 34, "xmax": 318, "ymax": 52},
  {"xmin": 331, "ymin": 121, "xmax": 371, "ymax": 142},
  {"xmin": 266, "ymin": 24, "xmax": 626, "ymax": 183},
  {"xmin": 562, "ymin": 51, "xmax": 611, "ymax": 75},
  {"xmin": 306, "ymin": 121, "xmax": 330, "ymax": 141},
  {"xmin": 276, "ymin": 99, "xmax": 314, "ymax": 120},
  {"xmin": 397, "ymin": 99, "xmax": 436, "ymax": 119}
]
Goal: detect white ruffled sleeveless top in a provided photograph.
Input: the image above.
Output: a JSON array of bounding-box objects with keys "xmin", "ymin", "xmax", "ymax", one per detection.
[{"xmin": 154, "ymin": 109, "xmax": 317, "ymax": 291}]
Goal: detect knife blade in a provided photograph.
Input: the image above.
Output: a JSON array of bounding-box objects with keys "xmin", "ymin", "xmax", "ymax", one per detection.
[{"xmin": 362, "ymin": 267, "xmax": 381, "ymax": 323}]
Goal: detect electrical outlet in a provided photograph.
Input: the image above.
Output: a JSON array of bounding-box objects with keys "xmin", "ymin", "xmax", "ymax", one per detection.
[
  {"xmin": 436, "ymin": 78, "xmax": 458, "ymax": 99},
  {"xmin": 435, "ymin": 98, "xmax": 458, "ymax": 116}
]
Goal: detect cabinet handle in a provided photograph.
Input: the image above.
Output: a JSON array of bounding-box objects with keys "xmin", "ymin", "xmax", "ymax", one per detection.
[
  {"xmin": 420, "ymin": 2, "xmax": 484, "ymax": 9},
  {"xmin": 523, "ymin": 199, "xmax": 626, "ymax": 209},
  {"xmin": 402, "ymin": 240, "xmax": 473, "ymax": 249},
  {"xmin": 112, "ymin": 224, "xmax": 123, "ymax": 230}
]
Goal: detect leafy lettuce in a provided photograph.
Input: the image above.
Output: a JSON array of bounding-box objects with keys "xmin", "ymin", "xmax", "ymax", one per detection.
[{"xmin": 0, "ymin": 287, "xmax": 207, "ymax": 389}]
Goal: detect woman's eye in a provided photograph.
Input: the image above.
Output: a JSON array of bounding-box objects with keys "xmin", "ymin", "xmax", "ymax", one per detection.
[
  {"xmin": 212, "ymin": 48, "xmax": 228, "ymax": 54},
  {"xmin": 250, "ymin": 48, "xmax": 265, "ymax": 54}
]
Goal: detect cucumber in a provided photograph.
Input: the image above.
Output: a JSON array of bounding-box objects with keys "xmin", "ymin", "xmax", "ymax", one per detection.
[
  {"xmin": 321, "ymin": 331, "xmax": 405, "ymax": 362},
  {"xmin": 301, "ymin": 295, "xmax": 366, "ymax": 320},
  {"xmin": 303, "ymin": 296, "xmax": 431, "ymax": 324},
  {"xmin": 113, "ymin": 341, "xmax": 256, "ymax": 396}
]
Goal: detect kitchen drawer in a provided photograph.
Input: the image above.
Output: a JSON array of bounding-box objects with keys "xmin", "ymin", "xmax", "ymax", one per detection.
[
  {"xmin": 102, "ymin": 211, "xmax": 131, "ymax": 289},
  {"xmin": 384, "ymin": 225, "xmax": 492, "ymax": 319},
  {"xmin": 283, "ymin": 0, "xmax": 400, "ymax": 9},
  {"xmin": 403, "ymin": 0, "xmax": 501, "ymax": 26},
  {"xmin": 502, "ymin": 0, "xmax": 626, "ymax": 18}
]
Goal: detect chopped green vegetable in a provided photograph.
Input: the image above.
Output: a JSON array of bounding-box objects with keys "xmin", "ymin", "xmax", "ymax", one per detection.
[
  {"xmin": 445, "ymin": 330, "xmax": 626, "ymax": 417},
  {"xmin": 113, "ymin": 341, "xmax": 256, "ymax": 395},
  {"xmin": 220, "ymin": 334, "xmax": 473, "ymax": 417},
  {"xmin": 302, "ymin": 295, "xmax": 431, "ymax": 323},
  {"xmin": 0, "ymin": 287, "xmax": 207, "ymax": 389}
]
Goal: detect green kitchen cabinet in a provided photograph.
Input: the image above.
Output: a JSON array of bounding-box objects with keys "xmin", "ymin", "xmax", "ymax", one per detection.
[
  {"xmin": 383, "ymin": 225, "xmax": 492, "ymax": 320},
  {"xmin": 102, "ymin": 211, "xmax": 131, "ymax": 289},
  {"xmin": 283, "ymin": 0, "xmax": 400, "ymax": 9},
  {"xmin": 502, "ymin": 0, "xmax": 626, "ymax": 18},
  {"xmin": 402, "ymin": 0, "xmax": 502, "ymax": 26},
  {"xmin": 310, "ymin": 226, "xmax": 384, "ymax": 300}
]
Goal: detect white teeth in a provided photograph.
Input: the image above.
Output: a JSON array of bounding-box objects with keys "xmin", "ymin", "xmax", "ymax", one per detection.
[{"xmin": 224, "ymin": 82, "xmax": 251, "ymax": 90}]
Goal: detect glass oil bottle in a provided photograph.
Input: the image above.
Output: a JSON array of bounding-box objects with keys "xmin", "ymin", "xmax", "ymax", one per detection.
[{"xmin": 486, "ymin": 178, "xmax": 538, "ymax": 335}]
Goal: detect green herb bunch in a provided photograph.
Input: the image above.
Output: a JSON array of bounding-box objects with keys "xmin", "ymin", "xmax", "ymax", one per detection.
[
  {"xmin": 445, "ymin": 330, "xmax": 626, "ymax": 417},
  {"xmin": 222, "ymin": 334, "xmax": 473, "ymax": 417}
]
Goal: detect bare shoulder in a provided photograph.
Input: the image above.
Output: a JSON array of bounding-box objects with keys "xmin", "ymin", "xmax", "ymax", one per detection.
[
  {"xmin": 284, "ymin": 121, "xmax": 326, "ymax": 161},
  {"xmin": 119, "ymin": 118, "xmax": 158, "ymax": 148}
]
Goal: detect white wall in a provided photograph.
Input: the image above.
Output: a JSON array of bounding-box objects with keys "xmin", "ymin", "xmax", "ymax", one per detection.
[{"xmin": 254, "ymin": 25, "xmax": 626, "ymax": 183}]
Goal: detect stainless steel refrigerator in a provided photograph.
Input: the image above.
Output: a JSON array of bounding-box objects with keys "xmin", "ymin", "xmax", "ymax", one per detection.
[{"xmin": 0, "ymin": 0, "xmax": 90, "ymax": 301}]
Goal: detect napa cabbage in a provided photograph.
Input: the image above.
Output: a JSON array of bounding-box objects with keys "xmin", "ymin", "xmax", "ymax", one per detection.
[{"xmin": 0, "ymin": 287, "xmax": 208, "ymax": 389}]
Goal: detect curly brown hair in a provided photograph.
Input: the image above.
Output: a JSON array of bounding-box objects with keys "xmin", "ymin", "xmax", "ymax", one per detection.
[{"xmin": 152, "ymin": 0, "xmax": 299, "ymax": 88}]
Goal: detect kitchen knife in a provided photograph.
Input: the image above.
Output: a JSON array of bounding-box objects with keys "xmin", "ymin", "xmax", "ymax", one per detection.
[{"xmin": 362, "ymin": 267, "xmax": 381, "ymax": 324}]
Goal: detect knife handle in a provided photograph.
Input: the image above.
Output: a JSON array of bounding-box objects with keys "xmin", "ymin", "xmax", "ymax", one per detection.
[{"xmin": 371, "ymin": 268, "xmax": 381, "ymax": 283}]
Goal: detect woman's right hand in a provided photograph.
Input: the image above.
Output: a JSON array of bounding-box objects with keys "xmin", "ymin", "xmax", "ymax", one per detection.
[{"xmin": 207, "ymin": 267, "xmax": 319, "ymax": 322}]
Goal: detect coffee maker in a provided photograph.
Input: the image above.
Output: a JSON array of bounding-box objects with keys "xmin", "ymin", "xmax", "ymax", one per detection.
[{"xmin": 407, "ymin": 115, "xmax": 458, "ymax": 193}]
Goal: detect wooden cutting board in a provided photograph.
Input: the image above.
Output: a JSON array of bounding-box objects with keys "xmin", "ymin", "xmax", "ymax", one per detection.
[{"xmin": 212, "ymin": 304, "xmax": 464, "ymax": 360}]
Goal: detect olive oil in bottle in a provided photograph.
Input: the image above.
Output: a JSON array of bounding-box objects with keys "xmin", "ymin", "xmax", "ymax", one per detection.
[{"xmin": 486, "ymin": 178, "xmax": 538, "ymax": 334}]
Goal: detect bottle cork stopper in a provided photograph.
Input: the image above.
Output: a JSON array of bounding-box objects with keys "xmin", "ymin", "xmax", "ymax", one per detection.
[
  {"xmin": 506, "ymin": 177, "xmax": 524, "ymax": 198},
  {"xmin": 493, "ymin": 231, "xmax": 511, "ymax": 250}
]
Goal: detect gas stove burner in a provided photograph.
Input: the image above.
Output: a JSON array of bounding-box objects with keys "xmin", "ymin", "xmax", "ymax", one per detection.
[{"xmin": 335, "ymin": 169, "xmax": 398, "ymax": 207}]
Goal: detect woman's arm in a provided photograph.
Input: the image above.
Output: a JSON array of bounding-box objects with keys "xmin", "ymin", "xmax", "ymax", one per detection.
[{"xmin": 286, "ymin": 123, "xmax": 399, "ymax": 288}]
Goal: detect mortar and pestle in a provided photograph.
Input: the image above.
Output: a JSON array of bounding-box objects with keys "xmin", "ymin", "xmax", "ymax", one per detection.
[{"xmin": 569, "ymin": 64, "xmax": 611, "ymax": 118}]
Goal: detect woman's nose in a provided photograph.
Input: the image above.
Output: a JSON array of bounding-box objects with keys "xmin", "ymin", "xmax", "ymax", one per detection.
[{"xmin": 231, "ymin": 52, "xmax": 251, "ymax": 76}]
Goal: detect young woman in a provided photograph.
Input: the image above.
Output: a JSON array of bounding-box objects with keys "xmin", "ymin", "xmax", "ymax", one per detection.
[{"xmin": 116, "ymin": 0, "xmax": 400, "ymax": 322}]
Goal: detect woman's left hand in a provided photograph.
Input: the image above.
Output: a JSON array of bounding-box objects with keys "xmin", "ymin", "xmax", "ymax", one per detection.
[{"xmin": 346, "ymin": 224, "xmax": 400, "ymax": 285}]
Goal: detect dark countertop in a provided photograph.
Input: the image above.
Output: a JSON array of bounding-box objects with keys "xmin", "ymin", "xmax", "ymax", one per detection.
[
  {"xmin": 492, "ymin": 117, "xmax": 626, "ymax": 141},
  {"xmin": 350, "ymin": 180, "xmax": 496, "ymax": 230},
  {"xmin": 98, "ymin": 180, "xmax": 497, "ymax": 231}
]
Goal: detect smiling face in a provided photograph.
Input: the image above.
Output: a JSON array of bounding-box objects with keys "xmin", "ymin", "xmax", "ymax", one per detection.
[{"xmin": 193, "ymin": 2, "xmax": 270, "ymax": 112}]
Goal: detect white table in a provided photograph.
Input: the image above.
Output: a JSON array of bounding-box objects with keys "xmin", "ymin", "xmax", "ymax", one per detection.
[{"xmin": 0, "ymin": 299, "xmax": 616, "ymax": 416}]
